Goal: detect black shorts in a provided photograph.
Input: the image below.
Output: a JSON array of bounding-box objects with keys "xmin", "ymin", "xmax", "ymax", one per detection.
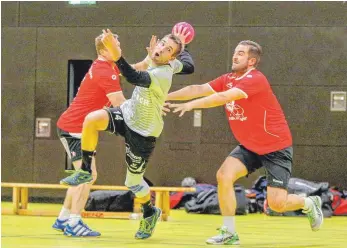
[
  {"xmin": 229, "ymin": 145, "xmax": 293, "ymax": 189},
  {"xmin": 104, "ymin": 107, "xmax": 156, "ymax": 174},
  {"xmin": 57, "ymin": 127, "xmax": 82, "ymax": 163}
]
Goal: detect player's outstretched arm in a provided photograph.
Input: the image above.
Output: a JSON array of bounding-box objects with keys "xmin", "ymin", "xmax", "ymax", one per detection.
[
  {"xmin": 166, "ymin": 83, "xmax": 214, "ymax": 101},
  {"xmin": 169, "ymin": 87, "xmax": 247, "ymax": 117}
]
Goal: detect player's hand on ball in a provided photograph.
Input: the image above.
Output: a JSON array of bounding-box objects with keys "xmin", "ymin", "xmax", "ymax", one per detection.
[
  {"xmin": 173, "ymin": 25, "xmax": 190, "ymax": 45},
  {"xmin": 170, "ymin": 102, "xmax": 193, "ymax": 117},
  {"xmin": 102, "ymin": 29, "xmax": 121, "ymax": 61}
]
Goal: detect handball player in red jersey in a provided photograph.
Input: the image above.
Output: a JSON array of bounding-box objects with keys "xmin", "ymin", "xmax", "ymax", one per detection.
[{"xmin": 167, "ymin": 40, "xmax": 323, "ymax": 245}]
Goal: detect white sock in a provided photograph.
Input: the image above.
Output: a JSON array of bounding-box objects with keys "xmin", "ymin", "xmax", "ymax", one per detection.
[
  {"xmin": 303, "ymin": 197, "xmax": 313, "ymax": 211},
  {"xmin": 223, "ymin": 216, "xmax": 236, "ymax": 234},
  {"xmin": 58, "ymin": 207, "xmax": 70, "ymax": 221},
  {"xmin": 68, "ymin": 214, "xmax": 81, "ymax": 226}
]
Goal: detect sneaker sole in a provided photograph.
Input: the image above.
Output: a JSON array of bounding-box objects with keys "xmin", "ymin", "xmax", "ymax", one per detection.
[
  {"xmin": 135, "ymin": 208, "xmax": 162, "ymax": 240},
  {"xmin": 311, "ymin": 196, "xmax": 323, "ymax": 232},
  {"xmin": 52, "ymin": 227, "xmax": 65, "ymax": 232},
  {"xmin": 64, "ymin": 232, "xmax": 101, "ymax": 237},
  {"xmin": 206, "ymin": 240, "xmax": 240, "ymax": 245},
  {"xmin": 59, "ymin": 180, "xmax": 92, "ymax": 186}
]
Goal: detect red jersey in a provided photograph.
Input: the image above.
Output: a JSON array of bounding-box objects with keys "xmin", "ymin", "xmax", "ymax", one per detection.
[
  {"xmin": 208, "ymin": 68, "xmax": 292, "ymax": 155},
  {"xmin": 57, "ymin": 59, "xmax": 121, "ymax": 133}
]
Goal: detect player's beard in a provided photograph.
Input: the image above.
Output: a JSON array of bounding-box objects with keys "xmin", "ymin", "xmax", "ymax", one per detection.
[{"xmin": 232, "ymin": 63, "xmax": 248, "ymax": 73}]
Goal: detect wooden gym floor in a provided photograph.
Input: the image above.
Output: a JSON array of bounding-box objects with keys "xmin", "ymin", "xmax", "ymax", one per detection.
[{"xmin": 1, "ymin": 202, "xmax": 347, "ymax": 248}]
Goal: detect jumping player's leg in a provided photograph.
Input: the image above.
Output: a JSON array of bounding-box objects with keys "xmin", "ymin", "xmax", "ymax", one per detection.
[
  {"xmin": 122, "ymin": 127, "xmax": 160, "ymax": 240},
  {"xmin": 263, "ymin": 147, "xmax": 323, "ymax": 231},
  {"xmin": 60, "ymin": 109, "xmax": 110, "ymax": 186}
]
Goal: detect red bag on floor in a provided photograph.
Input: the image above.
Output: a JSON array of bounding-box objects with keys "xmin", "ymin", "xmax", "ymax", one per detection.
[{"xmin": 330, "ymin": 188, "xmax": 347, "ymax": 216}]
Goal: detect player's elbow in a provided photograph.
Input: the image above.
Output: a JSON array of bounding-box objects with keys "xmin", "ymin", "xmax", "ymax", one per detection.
[{"xmin": 184, "ymin": 63, "xmax": 195, "ymax": 74}]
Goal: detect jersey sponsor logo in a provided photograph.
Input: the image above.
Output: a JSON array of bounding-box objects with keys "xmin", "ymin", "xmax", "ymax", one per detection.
[
  {"xmin": 112, "ymin": 110, "xmax": 121, "ymax": 114},
  {"xmin": 114, "ymin": 115, "xmax": 123, "ymax": 121},
  {"xmin": 133, "ymin": 91, "xmax": 150, "ymax": 106},
  {"xmin": 125, "ymin": 144, "xmax": 146, "ymax": 173},
  {"xmin": 126, "ymin": 160, "xmax": 146, "ymax": 173},
  {"xmin": 125, "ymin": 144, "xmax": 142, "ymax": 162},
  {"xmin": 111, "ymin": 75, "xmax": 117, "ymax": 80},
  {"xmin": 226, "ymin": 82, "xmax": 233, "ymax": 88},
  {"xmin": 226, "ymin": 101, "xmax": 247, "ymax": 121},
  {"xmin": 246, "ymin": 75, "xmax": 253, "ymax": 78},
  {"xmin": 272, "ymin": 179, "xmax": 283, "ymax": 184}
]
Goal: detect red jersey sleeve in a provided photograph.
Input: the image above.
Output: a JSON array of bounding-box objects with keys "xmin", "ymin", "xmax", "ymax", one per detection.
[
  {"xmin": 97, "ymin": 67, "xmax": 122, "ymax": 95},
  {"xmin": 234, "ymin": 72, "xmax": 269, "ymax": 98},
  {"xmin": 208, "ymin": 74, "xmax": 229, "ymax": 93}
]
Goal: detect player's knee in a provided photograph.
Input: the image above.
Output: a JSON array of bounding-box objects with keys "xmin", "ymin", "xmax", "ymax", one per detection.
[
  {"xmin": 267, "ymin": 198, "xmax": 286, "ymax": 213},
  {"xmin": 83, "ymin": 112, "xmax": 98, "ymax": 128},
  {"xmin": 124, "ymin": 178, "xmax": 141, "ymax": 189},
  {"xmin": 83, "ymin": 110, "xmax": 106, "ymax": 128},
  {"xmin": 124, "ymin": 176, "xmax": 149, "ymax": 198},
  {"xmin": 216, "ymin": 168, "xmax": 237, "ymax": 184}
]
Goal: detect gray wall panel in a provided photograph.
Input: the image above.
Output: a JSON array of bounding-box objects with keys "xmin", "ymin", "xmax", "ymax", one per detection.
[
  {"xmin": 200, "ymin": 107, "xmax": 236, "ymax": 144},
  {"xmin": 19, "ymin": 1, "xmax": 228, "ymax": 27},
  {"xmin": 293, "ymin": 146, "xmax": 347, "ymax": 189},
  {"xmin": 273, "ymin": 86, "xmax": 347, "ymax": 146},
  {"xmin": 147, "ymin": 142, "xmax": 201, "ymax": 186},
  {"xmin": 35, "ymin": 80, "xmax": 67, "ymax": 140},
  {"xmin": 94, "ymin": 141, "xmax": 127, "ymax": 186},
  {"xmin": 36, "ymin": 27, "xmax": 99, "ymax": 83},
  {"xmin": 33, "ymin": 140, "xmax": 67, "ymax": 184},
  {"xmin": 1, "ymin": 141, "xmax": 34, "ymax": 183},
  {"xmin": 1, "ymin": 28, "xmax": 37, "ymax": 83},
  {"xmin": 231, "ymin": 2, "xmax": 347, "ymax": 26},
  {"xmin": 2, "ymin": 81, "xmax": 35, "ymax": 143},
  {"xmin": 1, "ymin": 2, "xmax": 19, "ymax": 27},
  {"xmin": 229, "ymin": 27, "xmax": 347, "ymax": 86}
]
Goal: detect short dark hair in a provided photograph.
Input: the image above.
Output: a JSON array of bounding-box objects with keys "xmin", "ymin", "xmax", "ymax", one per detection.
[
  {"xmin": 163, "ymin": 34, "xmax": 183, "ymax": 57},
  {"xmin": 238, "ymin": 40, "xmax": 262, "ymax": 67}
]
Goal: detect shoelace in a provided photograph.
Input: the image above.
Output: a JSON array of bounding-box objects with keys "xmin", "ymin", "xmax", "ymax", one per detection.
[
  {"xmin": 214, "ymin": 227, "xmax": 229, "ymax": 239},
  {"xmin": 139, "ymin": 218, "xmax": 152, "ymax": 234}
]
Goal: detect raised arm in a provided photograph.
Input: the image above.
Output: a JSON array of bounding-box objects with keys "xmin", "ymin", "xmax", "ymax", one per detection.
[
  {"xmin": 167, "ymin": 83, "xmax": 214, "ymax": 101},
  {"xmin": 102, "ymin": 29, "xmax": 152, "ymax": 88},
  {"xmin": 176, "ymin": 48, "xmax": 194, "ymax": 74},
  {"xmin": 116, "ymin": 57, "xmax": 152, "ymax": 88},
  {"xmin": 131, "ymin": 35, "xmax": 158, "ymax": 71}
]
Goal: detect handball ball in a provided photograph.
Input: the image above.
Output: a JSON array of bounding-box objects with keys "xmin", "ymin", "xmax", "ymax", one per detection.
[{"xmin": 172, "ymin": 22, "xmax": 195, "ymax": 44}]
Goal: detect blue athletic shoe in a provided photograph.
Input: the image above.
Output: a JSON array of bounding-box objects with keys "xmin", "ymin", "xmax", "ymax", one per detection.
[
  {"xmin": 52, "ymin": 218, "xmax": 68, "ymax": 232},
  {"xmin": 135, "ymin": 206, "xmax": 162, "ymax": 239},
  {"xmin": 60, "ymin": 169, "xmax": 93, "ymax": 186},
  {"xmin": 64, "ymin": 220, "xmax": 101, "ymax": 237}
]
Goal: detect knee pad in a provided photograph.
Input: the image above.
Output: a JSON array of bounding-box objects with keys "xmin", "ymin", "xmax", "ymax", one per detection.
[{"xmin": 124, "ymin": 171, "xmax": 150, "ymax": 198}]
